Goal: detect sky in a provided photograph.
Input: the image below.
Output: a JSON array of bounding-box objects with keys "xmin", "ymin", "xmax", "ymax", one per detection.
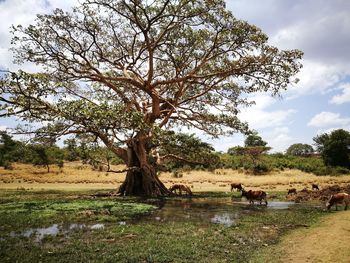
[{"xmin": 0, "ymin": 0, "xmax": 350, "ymax": 153}]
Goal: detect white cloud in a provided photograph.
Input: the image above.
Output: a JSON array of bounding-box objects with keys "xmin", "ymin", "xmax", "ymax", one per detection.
[
  {"xmin": 330, "ymin": 83, "xmax": 350, "ymax": 105},
  {"xmin": 0, "ymin": 0, "xmax": 78, "ymax": 70},
  {"xmin": 271, "ymin": 10, "xmax": 350, "ymax": 64},
  {"xmin": 284, "ymin": 60, "xmax": 345, "ymax": 99},
  {"xmin": 208, "ymin": 134, "xmax": 244, "ymax": 153},
  {"xmin": 229, "ymin": 1, "xmax": 350, "ymax": 100},
  {"xmin": 308, "ymin": 111, "xmax": 350, "ymax": 128},
  {"xmin": 239, "ymin": 107, "xmax": 296, "ymax": 130},
  {"xmin": 262, "ymin": 126, "xmax": 294, "ymax": 153},
  {"xmin": 237, "ymin": 94, "xmax": 297, "ymax": 130},
  {"xmin": 246, "ymin": 94, "xmax": 275, "ymax": 110},
  {"xmin": 0, "ymin": 125, "xmax": 7, "ymax": 131}
]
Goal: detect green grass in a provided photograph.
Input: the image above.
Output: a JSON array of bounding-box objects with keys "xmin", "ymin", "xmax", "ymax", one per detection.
[
  {"xmin": 0, "ymin": 190, "xmax": 326, "ymax": 263},
  {"xmin": 0, "ymin": 189, "xmax": 155, "ymax": 232}
]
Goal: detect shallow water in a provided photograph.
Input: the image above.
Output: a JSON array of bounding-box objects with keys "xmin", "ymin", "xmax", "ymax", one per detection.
[
  {"xmin": 8, "ymin": 197, "xmax": 296, "ymax": 241},
  {"xmin": 10, "ymin": 223, "xmax": 105, "ymax": 242},
  {"xmin": 138, "ymin": 197, "xmax": 295, "ymax": 227}
]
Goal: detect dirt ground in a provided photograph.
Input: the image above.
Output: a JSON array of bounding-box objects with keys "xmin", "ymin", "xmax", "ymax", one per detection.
[
  {"xmin": 259, "ymin": 210, "xmax": 350, "ymax": 263},
  {"xmin": 1, "ymin": 163, "xmax": 350, "ymax": 192}
]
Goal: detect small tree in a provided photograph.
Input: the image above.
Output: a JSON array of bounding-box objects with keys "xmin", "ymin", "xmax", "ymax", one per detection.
[
  {"xmin": 244, "ymin": 132, "xmax": 267, "ymax": 147},
  {"xmin": 313, "ymin": 129, "xmax": 350, "ymax": 168},
  {"xmin": 227, "ymin": 145, "xmax": 271, "ymax": 173},
  {"xmin": 227, "ymin": 146, "xmax": 244, "ymax": 156},
  {"xmin": 28, "ymin": 144, "xmax": 64, "ymax": 172},
  {"xmin": 63, "ymin": 138, "xmax": 80, "ymax": 161},
  {"xmin": 286, "ymin": 143, "xmax": 314, "ymax": 156}
]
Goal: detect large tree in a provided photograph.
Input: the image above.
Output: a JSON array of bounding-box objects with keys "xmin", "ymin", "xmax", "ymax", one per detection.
[{"xmin": 0, "ymin": 0, "xmax": 302, "ymax": 196}]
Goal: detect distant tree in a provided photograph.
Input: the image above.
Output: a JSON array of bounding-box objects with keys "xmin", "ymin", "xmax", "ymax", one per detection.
[
  {"xmin": 63, "ymin": 138, "xmax": 80, "ymax": 161},
  {"xmin": 157, "ymin": 132, "xmax": 219, "ymax": 170},
  {"xmin": 227, "ymin": 146, "xmax": 245, "ymax": 155},
  {"xmin": 86, "ymin": 144, "xmax": 123, "ymax": 171},
  {"xmin": 227, "ymin": 144, "xmax": 270, "ymax": 173},
  {"xmin": 0, "ymin": 131, "xmax": 23, "ymax": 168},
  {"xmin": 28, "ymin": 144, "xmax": 64, "ymax": 172},
  {"xmin": 286, "ymin": 143, "xmax": 314, "ymax": 156},
  {"xmin": 241, "ymin": 146, "xmax": 271, "ymax": 164},
  {"xmin": 313, "ymin": 129, "xmax": 350, "ymax": 168},
  {"xmin": 244, "ymin": 132, "xmax": 267, "ymax": 147}
]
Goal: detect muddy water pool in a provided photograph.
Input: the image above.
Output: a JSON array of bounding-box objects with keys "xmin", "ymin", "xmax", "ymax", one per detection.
[
  {"xmin": 139, "ymin": 197, "xmax": 295, "ymax": 226},
  {"xmin": 8, "ymin": 197, "xmax": 296, "ymax": 241}
]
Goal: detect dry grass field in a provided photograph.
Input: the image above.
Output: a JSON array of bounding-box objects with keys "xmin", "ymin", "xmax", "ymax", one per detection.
[{"xmin": 1, "ymin": 162, "xmax": 350, "ymax": 192}]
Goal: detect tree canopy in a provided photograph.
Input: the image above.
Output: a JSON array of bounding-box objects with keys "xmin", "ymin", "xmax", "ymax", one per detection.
[
  {"xmin": 286, "ymin": 143, "xmax": 314, "ymax": 156},
  {"xmin": 0, "ymin": 0, "xmax": 303, "ymax": 196},
  {"xmin": 0, "ymin": 131, "xmax": 22, "ymax": 168},
  {"xmin": 313, "ymin": 129, "xmax": 350, "ymax": 168},
  {"xmin": 244, "ymin": 132, "xmax": 268, "ymax": 147}
]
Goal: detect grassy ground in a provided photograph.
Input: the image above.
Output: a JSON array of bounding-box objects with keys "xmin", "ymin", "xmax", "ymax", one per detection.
[
  {"xmin": 252, "ymin": 210, "xmax": 350, "ymax": 263},
  {"xmin": 1, "ymin": 163, "xmax": 349, "ymax": 262},
  {"xmin": 1, "ymin": 163, "xmax": 350, "ymax": 192},
  {"xmin": 0, "ymin": 189, "xmax": 325, "ymax": 263}
]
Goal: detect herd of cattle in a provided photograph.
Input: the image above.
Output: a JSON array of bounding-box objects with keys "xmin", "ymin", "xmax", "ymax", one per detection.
[{"xmin": 168, "ymin": 183, "xmax": 350, "ymax": 211}]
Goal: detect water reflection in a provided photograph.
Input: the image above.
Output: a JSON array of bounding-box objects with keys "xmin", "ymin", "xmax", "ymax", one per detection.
[
  {"xmin": 210, "ymin": 213, "xmax": 235, "ymax": 227},
  {"xmin": 267, "ymin": 201, "xmax": 294, "ymax": 210},
  {"xmin": 6, "ymin": 198, "xmax": 296, "ymax": 241},
  {"xmin": 11, "ymin": 223, "xmax": 105, "ymax": 242},
  {"xmin": 140, "ymin": 197, "xmax": 295, "ymax": 227},
  {"xmin": 22, "ymin": 224, "xmax": 60, "ymax": 241},
  {"xmin": 90, "ymin": 223, "xmax": 104, "ymax": 230}
]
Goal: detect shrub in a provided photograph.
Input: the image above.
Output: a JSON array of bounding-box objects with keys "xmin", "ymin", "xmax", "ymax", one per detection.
[
  {"xmin": 172, "ymin": 170, "xmax": 183, "ymax": 178},
  {"xmin": 253, "ymin": 163, "xmax": 270, "ymax": 174}
]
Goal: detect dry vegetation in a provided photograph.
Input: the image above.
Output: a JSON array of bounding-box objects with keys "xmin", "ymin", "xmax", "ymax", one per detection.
[
  {"xmin": 1, "ymin": 162, "xmax": 350, "ymax": 192},
  {"xmin": 256, "ymin": 211, "xmax": 350, "ymax": 263}
]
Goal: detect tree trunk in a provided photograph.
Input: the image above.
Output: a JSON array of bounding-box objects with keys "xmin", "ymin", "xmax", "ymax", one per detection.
[{"xmin": 117, "ymin": 134, "xmax": 170, "ymax": 197}]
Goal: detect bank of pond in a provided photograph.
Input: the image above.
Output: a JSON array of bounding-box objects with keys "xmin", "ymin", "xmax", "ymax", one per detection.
[{"xmin": 0, "ymin": 189, "xmax": 341, "ymax": 262}]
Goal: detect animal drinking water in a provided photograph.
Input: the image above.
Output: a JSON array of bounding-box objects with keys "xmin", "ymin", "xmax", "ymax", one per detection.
[
  {"xmin": 326, "ymin": 193, "xmax": 349, "ymax": 211},
  {"xmin": 169, "ymin": 184, "xmax": 192, "ymax": 196}
]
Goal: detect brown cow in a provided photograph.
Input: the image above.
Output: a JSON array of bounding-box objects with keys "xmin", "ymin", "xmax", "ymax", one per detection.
[
  {"xmin": 326, "ymin": 193, "xmax": 350, "ymax": 211},
  {"xmin": 241, "ymin": 189, "xmax": 268, "ymax": 205},
  {"xmin": 230, "ymin": 183, "xmax": 243, "ymax": 192},
  {"xmin": 169, "ymin": 184, "xmax": 192, "ymax": 196},
  {"xmin": 312, "ymin": 184, "xmax": 319, "ymax": 191},
  {"xmin": 287, "ymin": 188, "xmax": 297, "ymax": 195}
]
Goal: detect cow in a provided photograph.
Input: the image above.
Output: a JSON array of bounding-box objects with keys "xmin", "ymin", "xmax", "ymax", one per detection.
[
  {"xmin": 230, "ymin": 183, "xmax": 243, "ymax": 192},
  {"xmin": 169, "ymin": 184, "xmax": 192, "ymax": 196},
  {"xmin": 312, "ymin": 184, "xmax": 319, "ymax": 191},
  {"xmin": 326, "ymin": 193, "xmax": 350, "ymax": 211},
  {"xmin": 287, "ymin": 188, "xmax": 297, "ymax": 195},
  {"xmin": 241, "ymin": 189, "xmax": 268, "ymax": 205}
]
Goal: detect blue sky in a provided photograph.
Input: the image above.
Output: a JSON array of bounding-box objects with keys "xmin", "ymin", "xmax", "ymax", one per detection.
[{"xmin": 0, "ymin": 0, "xmax": 350, "ymax": 152}]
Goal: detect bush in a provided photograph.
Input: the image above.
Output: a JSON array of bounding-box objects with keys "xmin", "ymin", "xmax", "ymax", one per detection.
[
  {"xmin": 330, "ymin": 166, "xmax": 350, "ymax": 176},
  {"xmin": 3, "ymin": 160, "xmax": 13, "ymax": 170},
  {"xmin": 253, "ymin": 163, "xmax": 270, "ymax": 174},
  {"xmin": 172, "ymin": 170, "xmax": 183, "ymax": 178}
]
